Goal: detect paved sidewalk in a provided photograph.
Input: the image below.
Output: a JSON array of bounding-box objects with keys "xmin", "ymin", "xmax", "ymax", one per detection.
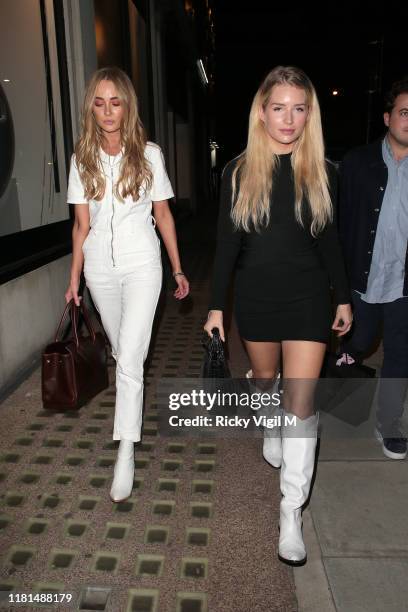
[{"xmin": 295, "ymin": 347, "xmax": 408, "ymax": 612}]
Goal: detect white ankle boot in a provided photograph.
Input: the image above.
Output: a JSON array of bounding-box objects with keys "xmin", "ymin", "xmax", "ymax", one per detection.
[
  {"xmin": 110, "ymin": 439, "xmax": 135, "ymax": 503},
  {"xmin": 246, "ymin": 370, "xmax": 282, "ymax": 468},
  {"xmin": 278, "ymin": 411, "xmax": 318, "ymax": 565}
]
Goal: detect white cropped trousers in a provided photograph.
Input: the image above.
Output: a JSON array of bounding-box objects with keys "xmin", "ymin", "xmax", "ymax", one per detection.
[{"xmin": 83, "ymin": 227, "xmax": 162, "ymax": 442}]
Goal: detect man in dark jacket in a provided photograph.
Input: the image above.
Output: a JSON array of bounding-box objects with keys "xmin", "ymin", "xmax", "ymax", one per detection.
[{"xmin": 339, "ymin": 77, "xmax": 408, "ymax": 460}]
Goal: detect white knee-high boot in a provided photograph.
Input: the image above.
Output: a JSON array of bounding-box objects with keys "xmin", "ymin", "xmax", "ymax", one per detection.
[
  {"xmin": 246, "ymin": 370, "xmax": 282, "ymax": 468},
  {"xmin": 110, "ymin": 439, "xmax": 135, "ymax": 503},
  {"xmin": 278, "ymin": 411, "xmax": 318, "ymax": 565}
]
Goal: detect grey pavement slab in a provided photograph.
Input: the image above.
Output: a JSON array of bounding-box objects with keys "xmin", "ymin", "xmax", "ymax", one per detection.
[
  {"xmin": 318, "ymin": 411, "xmax": 378, "ymax": 440},
  {"xmin": 310, "ymin": 461, "xmax": 408, "ymax": 557},
  {"xmin": 294, "ymin": 508, "xmax": 336, "ymax": 612},
  {"xmin": 323, "ymin": 557, "xmax": 408, "ymax": 612},
  {"xmin": 317, "ymin": 435, "xmax": 387, "ymax": 462}
]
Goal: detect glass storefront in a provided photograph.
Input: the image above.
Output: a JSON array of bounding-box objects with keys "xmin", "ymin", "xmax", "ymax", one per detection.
[{"xmin": 0, "ymin": 0, "xmax": 70, "ymax": 237}]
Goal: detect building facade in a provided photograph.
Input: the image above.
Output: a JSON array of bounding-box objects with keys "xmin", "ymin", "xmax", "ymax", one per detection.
[{"xmin": 0, "ymin": 0, "xmax": 215, "ymax": 396}]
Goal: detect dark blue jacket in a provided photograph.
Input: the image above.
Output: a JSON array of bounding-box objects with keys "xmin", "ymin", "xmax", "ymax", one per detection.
[{"xmin": 339, "ymin": 139, "xmax": 408, "ymax": 295}]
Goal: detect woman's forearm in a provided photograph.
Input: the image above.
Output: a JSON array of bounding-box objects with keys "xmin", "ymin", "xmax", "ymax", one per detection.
[
  {"xmin": 70, "ymin": 223, "xmax": 89, "ymax": 280},
  {"xmin": 155, "ymin": 211, "xmax": 182, "ymax": 272}
]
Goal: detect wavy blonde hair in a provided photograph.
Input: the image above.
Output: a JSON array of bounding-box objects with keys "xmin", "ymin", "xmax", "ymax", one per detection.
[
  {"xmin": 74, "ymin": 66, "xmax": 152, "ymax": 201},
  {"xmin": 231, "ymin": 66, "xmax": 332, "ymax": 236}
]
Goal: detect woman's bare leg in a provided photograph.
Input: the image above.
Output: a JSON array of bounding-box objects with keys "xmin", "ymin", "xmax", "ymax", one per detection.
[
  {"xmin": 281, "ymin": 341, "xmax": 326, "ymax": 378},
  {"xmin": 244, "ymin": 340, "xmax": 281, "ymax": 380},
  {"xmin": 244, "ymin": 340, "xmax": 282, "ymax": 466},
  {"xmin": 281, "ymin": 341, "xmax": 326, "ymax": 419}
]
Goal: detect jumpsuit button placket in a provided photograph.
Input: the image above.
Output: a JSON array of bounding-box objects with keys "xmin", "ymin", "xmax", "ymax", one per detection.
[{"xmin": 110, "ymin": 163, "xmax": 116, "ymax": 267}]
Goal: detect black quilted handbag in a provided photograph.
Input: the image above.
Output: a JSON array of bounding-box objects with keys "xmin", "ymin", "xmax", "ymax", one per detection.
[{"xmin": 202, "ymin": 328, "xmax": 231, "ymax": 378}]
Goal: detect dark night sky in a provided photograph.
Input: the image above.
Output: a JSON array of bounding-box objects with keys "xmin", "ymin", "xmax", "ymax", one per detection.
[{"xmin": 214, "ymin": 0, "xmax": 408, "ymax": 163}]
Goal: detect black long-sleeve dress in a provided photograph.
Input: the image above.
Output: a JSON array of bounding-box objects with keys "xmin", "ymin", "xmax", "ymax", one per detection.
[{"xmin": 209, "ymin": 153, "xmax": 350, "ymax": 342}]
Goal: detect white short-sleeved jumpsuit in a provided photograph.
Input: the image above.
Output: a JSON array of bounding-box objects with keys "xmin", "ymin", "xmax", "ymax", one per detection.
[{"xmin": 67, "ymin": 142, "xmax": 174, "ymax": 441}]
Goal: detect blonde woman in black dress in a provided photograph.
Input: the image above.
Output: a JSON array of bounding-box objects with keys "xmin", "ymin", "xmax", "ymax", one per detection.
[{"xmin": 204, "ymin": 66, "xmax": 352, "ymax": 566}]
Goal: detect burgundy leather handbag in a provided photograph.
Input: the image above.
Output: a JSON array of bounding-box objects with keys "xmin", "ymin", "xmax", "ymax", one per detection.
[{"xmin": 42, "ymin": 299, "xmax": 109, "ymax": 410}]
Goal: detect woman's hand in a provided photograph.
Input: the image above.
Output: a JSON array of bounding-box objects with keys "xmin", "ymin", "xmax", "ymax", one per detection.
[
  {"xmin": 332, "ymin": 303, "xmax": 353, "ymax": 337},
  {"xmin": 65, "ymin": 276, "xmax": 81, "ymax": 306},
  {"xmin": 173, "ymin": 273, "xmax": 189, "ymax": 300},
  {"xmin": 204, "ymin": 310, "xmax": 225, "ymax": 341}
]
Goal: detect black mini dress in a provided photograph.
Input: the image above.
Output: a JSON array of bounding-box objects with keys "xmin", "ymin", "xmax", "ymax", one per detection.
[{"xmin": 209, "ymin": 154, "xmax": 350, "ymax": 343}]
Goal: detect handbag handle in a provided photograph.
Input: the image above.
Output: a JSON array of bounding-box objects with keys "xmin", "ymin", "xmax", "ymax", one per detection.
[
  {"xmin": 203, "ymin": 327, "xmax": 224, "ymax": 358},
  {"xmin": 54, "ymin": 299, "xmax": 96, "ymax": 348},
  {"xmin": 75, "ymin": 299, "xmax": 96, "ymax": 342}
]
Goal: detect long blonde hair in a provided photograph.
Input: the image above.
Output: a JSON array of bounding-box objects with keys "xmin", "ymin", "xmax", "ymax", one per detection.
[
  {"xmin": 231, "ymin": 66, "xmax": 332, "ymax": 236},
  {"xmin": 74, "ymin": 66, "xmax": 152, "ymax": 201}
]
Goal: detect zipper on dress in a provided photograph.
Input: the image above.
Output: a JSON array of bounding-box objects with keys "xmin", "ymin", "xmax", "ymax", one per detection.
[{"xmin": 110, "ymin": 163, "xmax": 115, "ymax": 267}]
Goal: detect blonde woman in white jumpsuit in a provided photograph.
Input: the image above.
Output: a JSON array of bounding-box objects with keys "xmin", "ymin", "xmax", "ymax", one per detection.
[{"xmin": 65, "ymin": 67, "xmax": 189, "ymax": 502}]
